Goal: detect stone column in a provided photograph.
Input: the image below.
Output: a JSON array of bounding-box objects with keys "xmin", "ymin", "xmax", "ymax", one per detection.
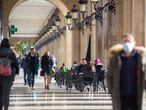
[
  {"xmin": 79, "ymin": 1, "xmax": 92, "ymax": 60},
  {"xmin": 58, "ymin": 38, "xmax": 62, "ymax": 67},
  {"xmin": 50, "ymin": 42, "xmax": 53, "ymax": 55},
  {"xmin": 59, "ymin": 11, "xmax": 72, "ymax": 66},
  {"xmin": 96, "ymin": 0, "xmax": 109, "ymax": 63},
  {"xmin": 52, "ymin": 41, "xmax": 55, "ymax": 55},
  {"xmin": 59, "ymin": 35, "xmax": 64, "ymax": 65},
  {"xmin": 80, "ymin": 32, "xmax": 86, "ymax": 59},
  {"xmin": 132, "ymin": 0, "xmax": 145, "ymax": 45},
  {"xmin": 115, "ymin": 0, "xmax": 123, "ymax": 42},
  {"xmin": 55, "ymin": 38, "xmax": 60, "ymax": 67},
  {"xmin": 101, "ymin": 25, "xmax": 107, "ymax": 63},
  {"xmin": 116, "ymin": 0, "xmax": 145, "ymax": 45},
  {"xmin": 123, "ymin": 0, "xmax": 133, "ymax": 34},
  {"xmin": 72, "ymin": 30, "xmax": 80, "ymax": 62},
  {"xmin": 47, "ymin": 43, "xmax": 50, "ymax": 54},
  {"xmin": 55, "ymin": 40, "xmax": 57, "ymax": 55},
  {"xmin": 96, "ymin": 21, "xmax": 102, "ymax": 59},
  {"xmin": 65, "ymin": 29, "xmax": 72, "ymax": 66},
  {"xmin": 91, "ymin": 2, "xmax": 96, "ymax": 62}
]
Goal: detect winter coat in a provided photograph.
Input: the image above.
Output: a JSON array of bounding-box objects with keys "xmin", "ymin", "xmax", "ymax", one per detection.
[
  {"xmin": 0, "ymin": 47, "xmax": 19, "ymax": 82},
  {"xmin": 107, "ymin": 44, "xmax": 146, "ymax": 110},
  {"xmin": 26, "ymin": 52, "xmax": 39, "ymax": 74},
  {"xmin": 41, "ymin": 55, "xmax": 53, "ymax": 73},
  {"xmin": 77, "ymin": 64, "xmax": 92, "ymax": 75}
]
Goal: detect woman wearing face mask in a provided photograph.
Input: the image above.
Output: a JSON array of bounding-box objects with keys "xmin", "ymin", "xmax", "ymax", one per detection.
[{"xmin": 107, "ymin": 34, "xmax": 146, "ymax": 110}]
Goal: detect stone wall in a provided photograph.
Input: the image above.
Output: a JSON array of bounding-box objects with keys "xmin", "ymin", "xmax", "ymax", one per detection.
[{"xmin": 116, "ymin": 0, "xmax": 145, "ymax": 46}]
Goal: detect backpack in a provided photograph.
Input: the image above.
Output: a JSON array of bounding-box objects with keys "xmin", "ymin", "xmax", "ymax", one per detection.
[{"xmin": 0, "ymin": 58, "xmax": 12, "ymax": 76}]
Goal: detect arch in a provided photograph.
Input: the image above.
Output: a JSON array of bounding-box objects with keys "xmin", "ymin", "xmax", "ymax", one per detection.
[
  {"xmin": 9, "ymin": 0, "xmax": 69, "ymax": 19},
  {"xmin": 6, "ymin": 0, "xmax": 73, "ymax": 66}
]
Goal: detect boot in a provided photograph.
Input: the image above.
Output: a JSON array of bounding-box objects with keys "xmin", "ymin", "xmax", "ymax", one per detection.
[
  {"xmin": 24, "ymin": 79, "xmax": 27, "ymax": 85},
  {"xmin": 45, "ymin": 85, "xmax": 49, "ymax": 90},
  {"xmin": 45, "ymin": 85, "xmax": 47, "ymax": 90}
]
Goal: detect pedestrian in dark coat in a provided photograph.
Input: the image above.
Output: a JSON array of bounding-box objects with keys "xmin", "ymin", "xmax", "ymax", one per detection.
[
  {"xmin": 41, "ymin": 52, "xmax": 53, "ymax": 90},
  {"xmin": 0, "ymin": 38, "xmax": 19, "ymax": 110},
  {"xmin": 21, "ymin": 55, "xmax": 28, "ymax": 85},
  {"xmin": 26, "ymin": 47, "xmax": 39, "ymax": 89},
  {"xmin": 94, "ymin": 59, "xmax": 106, "ymax": 92},
  {"xmin": 107, "ymin": 34, "xmax": 146, "ymax": 110}
]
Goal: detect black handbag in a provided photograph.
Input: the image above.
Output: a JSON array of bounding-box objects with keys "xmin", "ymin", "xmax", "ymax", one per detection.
[{"xmin": 40, "ymin": 70, "xmax": 45, "ymax": 76}]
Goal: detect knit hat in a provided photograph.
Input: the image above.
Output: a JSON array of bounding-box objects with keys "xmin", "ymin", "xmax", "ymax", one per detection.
[{"xmin": 95, "ymin": 58, "xmax": 102, "ymax": 65}]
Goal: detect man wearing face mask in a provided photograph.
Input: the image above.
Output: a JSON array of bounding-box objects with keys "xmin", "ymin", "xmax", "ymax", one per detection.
[{"xmin": 107, "ymin": 34, "xmax": 146, "ymax": 110}]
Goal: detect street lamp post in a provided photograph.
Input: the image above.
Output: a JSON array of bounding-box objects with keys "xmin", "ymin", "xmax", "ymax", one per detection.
[{"xmin": 65, "ymin": 0, "xmax": 116, "ymax": 31}]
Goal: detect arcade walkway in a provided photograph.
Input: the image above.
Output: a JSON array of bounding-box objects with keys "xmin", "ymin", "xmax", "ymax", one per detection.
[{"xmin": 9, "ymin": 69, "xmax": 112, "ymax": 110}]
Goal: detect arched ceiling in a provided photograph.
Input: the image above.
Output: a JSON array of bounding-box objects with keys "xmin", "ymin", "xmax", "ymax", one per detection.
[{"xmin": 9, "ymin": 0, "xmax": 56, "ymax": 38}]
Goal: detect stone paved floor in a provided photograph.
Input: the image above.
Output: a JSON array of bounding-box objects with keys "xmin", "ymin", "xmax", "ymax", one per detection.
[{"xmin": 9, "ymin": 69, "xmax": 146, "ymax": 110}]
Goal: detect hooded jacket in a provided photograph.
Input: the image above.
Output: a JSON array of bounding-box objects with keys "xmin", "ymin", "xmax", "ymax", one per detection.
[
  {"xmin": 107, "ymin": 44, "xmax": 146, "ymax": 110},
  {"xmin": 0, "ymin": 47, "xmax": 19, "ymax": 82}
]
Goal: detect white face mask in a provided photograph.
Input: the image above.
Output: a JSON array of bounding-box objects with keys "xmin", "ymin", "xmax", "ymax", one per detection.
[{"xmin": 123, "ymin": 42, "xmax": 135, "ymax": 53}]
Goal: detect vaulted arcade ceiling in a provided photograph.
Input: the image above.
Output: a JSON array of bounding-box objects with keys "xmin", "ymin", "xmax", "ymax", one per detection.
[{"xmin": 9, "ymin": 0, "xmax": 56, "ymax": 38}]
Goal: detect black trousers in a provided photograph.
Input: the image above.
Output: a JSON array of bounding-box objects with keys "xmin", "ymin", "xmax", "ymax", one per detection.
[
  {"xmin": 23, "ymin": 69, "xmax": 27, "ymax": 84},
  {"xmin": 0, "ymin": 77, "xmax": 12, "ymax": 110},
  {"xmin": 120, "ymin": 95, "xmax": 138, "ymax": 110}
]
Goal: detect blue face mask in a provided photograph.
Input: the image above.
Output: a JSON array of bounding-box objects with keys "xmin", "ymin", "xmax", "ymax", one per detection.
[{"xmin": 123, "ymin": 42, "xmax": 135, "ymax": 53}]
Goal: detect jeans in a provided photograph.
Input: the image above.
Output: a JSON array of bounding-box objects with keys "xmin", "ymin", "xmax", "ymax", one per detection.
[
  {"xmin": 27, "ymin": 70, "xmax": 37, "ymax": 88},
  {"xmin": 0, "ymin": 77, "xmax": 12, "ymax": 110}
]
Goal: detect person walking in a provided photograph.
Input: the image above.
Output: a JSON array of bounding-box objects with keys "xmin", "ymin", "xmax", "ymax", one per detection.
[
  {"xmin": 21, "ymin": 55, "xmax": 28, "ymax": 85},
  {"xmin": 26, "ymin": 47, "xmax": 39, "ymax": 90},
  {"xmin": 60, "ymin": 63, "xmax": 70, "ymax": 86},
  {"xmin": 0, "ymin": 38, "xmax": 19, "ymax": 110},
  {"xmin": 94, "ymin": 58, "xmax": 106, "ymax": 92},
  {"xmin": 107, "ymin": 34, "xmax": 146, "ymax": 110},
  {"xmin": 52, "ymin": 55, "xmax": 57, "ymax": 69},
  {"xmin": 41, "ymin": 52, "xmax": 53, "ymax": 90}
]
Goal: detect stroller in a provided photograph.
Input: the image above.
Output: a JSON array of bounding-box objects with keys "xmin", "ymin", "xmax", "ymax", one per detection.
[
  {"xmin": 55, "ymin": 69, "xmax": 63, "ymax": 88},
  {"xmin": 76, "ymin": 72, "xmax": 95, "ymax": 92},
  {"xmin": 65, "ymin": 67, "xmax": 78, "ymax": 92}
]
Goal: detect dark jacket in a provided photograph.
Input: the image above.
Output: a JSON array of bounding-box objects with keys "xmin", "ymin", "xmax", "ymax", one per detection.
[
  {"xmin": 77, "ymin": 64, "xmax": 92, "ymax": 75},
  {"xmin": 107, "ymin": 44, "xmax": 146, "ymax": 110},
  {"xmin": 26, "ymin": 52, "xmax": 39, "ymax": 73},
  {"xmin": 41, "ymin": 55, "xmax": 53, "ymax": 73},
  {"xmin": 95, "ymin": 64, "xmax": 105, "ymax": 74},
  {"xmin": 119, "ymin": 51, "xmax": 138, "ymax": 95},
  {"xmin": 21, "ymin": 56, "xmax": 27, "ymax": 69},
  {"xmin": 0, "ymin": 47, "xmax": 19, "ymax": 81}
]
